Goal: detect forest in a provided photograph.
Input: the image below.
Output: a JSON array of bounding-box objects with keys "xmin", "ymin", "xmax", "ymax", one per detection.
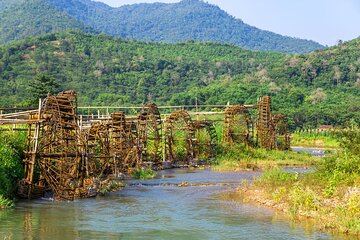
[
  {"xmin": 0, "ymin": 31, "xmax": 359, "ymax": 129},
  {"xmin": 0, "ymin": 0, "xmax": 323, "ymax": 53}
]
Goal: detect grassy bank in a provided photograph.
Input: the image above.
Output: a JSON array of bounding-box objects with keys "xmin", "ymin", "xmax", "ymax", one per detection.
[
  {"xmin": 291, "ymin": 132, "xmax": 339, "ymax": 148},
  {"xmin": 0, "ymin": 130, "xmax": 26, "ymax": 209},
  {"xmin": 236, "ymin": 127, "xmax": 360, "ymax": 236},
  {"xmin": 212, "ymin": 144, "xmax": 318, "ymax": 171}
]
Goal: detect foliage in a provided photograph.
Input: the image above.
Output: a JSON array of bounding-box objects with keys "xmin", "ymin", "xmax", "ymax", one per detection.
[
  {"xmin": 46, "ymin": 0, "xmax": 323, "ymax": 53},
  {"xmin": 319, "ymin": 127, "xmax": 360, "ymax": 176},
  {"xmin": 0, "ymin": 130, "xmax": 26, "ymax": 207},
  {"xmin": 132, "ymin": 168, "xmax": 156, "ymax": 180},
  {"xmin": 29, "ymin": 74, "xmax": 60, "ymax": 103},
  {"xmin": 255, "ymin": 168, "xmax": 298, "ymax": 186},
  {"xmin": 291, "ymin": 131, "xmax": 339, "ymax": 148},
  {"xmin": 0, "ymin": 0, "xmax": 323, "ymax": 53},
  {"xmin": 248, "ymin": 128, "xmax": 360, "ymax": 235},
  {"xmin": 0, "ymin": 0, "xmax": 92, "ymax": 44},
  {"xmin": 0, "ymin": 31, "xmax": 358, "ymax": 127},
  {"xmin": 97, "ymin": 180, "xmax": 125, "ymax": 196},
  {"xmin": 0, "ymin": 195, "xmax": 14, "ymax": 209}
]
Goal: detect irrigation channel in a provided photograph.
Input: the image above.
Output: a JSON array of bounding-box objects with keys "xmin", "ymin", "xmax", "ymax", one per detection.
[
  {"xmin": 0, "ymin": 90, "xmax": 290, "ymax": 200},
  {"xmin": 0, "ymin": 166, "xmax": 350, "ymax": 239}
]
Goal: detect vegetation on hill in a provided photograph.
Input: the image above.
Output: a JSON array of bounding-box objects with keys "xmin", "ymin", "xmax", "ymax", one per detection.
[
  {"xmin": 0, "ymin": 31, "xmax": 359, "ymax": 129},
  {"xmin": 0, "ymin": 0, "xmax": 92, "ymax": 44},
  {"xmin": 47, "ymin": 0, "xmax": 324, "ymax": 53},
  {"xmin": 0, "ymin": 0, "xmax": 323, "ymax": 53}
]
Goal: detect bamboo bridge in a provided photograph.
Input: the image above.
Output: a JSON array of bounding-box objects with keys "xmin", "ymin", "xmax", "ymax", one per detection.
[{"xmin": 0, "ymin": 91, "xmax": 290, "ymax": 200}]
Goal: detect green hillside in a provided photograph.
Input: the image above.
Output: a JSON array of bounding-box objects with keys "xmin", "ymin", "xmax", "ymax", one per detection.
[
  {"xmin": 0, "ymin": 0, "xmax": 323, "ymax": 53},
  {"xmin": 0, "ymin": 0, "xmax": 92, "ymax": 44},
  {"xmin": 47, "ymin": 0, "xmax": 324, "ymax": 53},
  {"xmin": 0, "ymin": 31, "xmax": 358, "ymax": 129}
]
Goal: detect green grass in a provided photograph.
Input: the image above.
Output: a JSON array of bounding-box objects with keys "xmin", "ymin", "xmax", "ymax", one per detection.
[
  {"xmin": 291, "ymin": 132, "xmax": 339, "ymax": 148},
  {"xmin": 212, "ymin": 144, "xmax": 318, "ymax": 171},
  {"xmin": 240, "ymin": 127, "xmax": 360, "ymax": 236}
]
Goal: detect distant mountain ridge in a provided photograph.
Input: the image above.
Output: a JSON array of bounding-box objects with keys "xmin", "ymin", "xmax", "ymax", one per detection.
[{"xmin": 0, "ymin": 0, "xmax": 324, "ymax": 53}]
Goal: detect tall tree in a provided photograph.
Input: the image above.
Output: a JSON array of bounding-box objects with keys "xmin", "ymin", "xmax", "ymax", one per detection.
[{"xmin": 30, "ymin": 74, "xmax": 59, "ymax": 103}]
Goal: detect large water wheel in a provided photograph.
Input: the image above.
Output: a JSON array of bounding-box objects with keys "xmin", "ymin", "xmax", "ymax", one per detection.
[
  {"xmin": 137, "ymin": 103, "xmax": 162, "ymax": 165},
  {"xmin": 110, "ymin": 112, "xmax": 139, "ymax": 174},
  {"xmin": 256, "ymin": 96, "xmax": 275, "ymax": 149},
  {"xmin": 165, "ymin": 110, "xmax": 194, "ymax": 164},
  {"xmin": 222, "ymin": 105, "xmax": 253, "ymax": 145},
  {"xmin": 193, "ymin": 120, "xmax": 217, "ymax": 161},
  {"xmin": 36, "ymin": 91, "xmax": 94, "ymax": 200},
  {"xmin": 273, "ymin": 114, "xmax": 290, "ymax": 150},
  {"xmin": 86, "ymin": 122, "xmax": 113, "ymax": 176}
]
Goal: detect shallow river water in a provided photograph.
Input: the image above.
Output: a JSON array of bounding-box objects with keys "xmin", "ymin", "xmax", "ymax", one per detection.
[{"xmin": 0, "ymin": 168, "xmax": 352, "ymax": 240}]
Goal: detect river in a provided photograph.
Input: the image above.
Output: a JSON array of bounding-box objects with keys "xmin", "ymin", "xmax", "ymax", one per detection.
[{"xmin": 0, "ymin": 167, "xmax": 352, "ymax": 240}]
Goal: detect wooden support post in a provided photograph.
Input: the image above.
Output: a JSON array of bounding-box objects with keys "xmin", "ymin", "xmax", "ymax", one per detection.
[
  {"xmin": 27, "ymin": 98, "xmax": 42, "ymax": 198},
  {"xmin": 162, "ymin": 118, "xmax": 166, "ymax": 163}
]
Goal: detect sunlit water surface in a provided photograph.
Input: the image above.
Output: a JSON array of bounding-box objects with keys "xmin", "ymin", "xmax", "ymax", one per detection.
[{"xmin": 1, "ymin": 168, "xmax": 353, "ymax": 239}]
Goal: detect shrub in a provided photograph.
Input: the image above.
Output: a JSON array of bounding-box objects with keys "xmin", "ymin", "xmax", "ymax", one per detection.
[
  {"xmin": 0, "ymin": 195, "xmax": 14, "ymax": 209},
  {"xmin": 255, "ymin": 168, "xmax": 298, "ymax": 187},
  {"xmin": 289, "ymin": 185, "xmax": 318, "ymax": 212},
  {"xmin": 132, "ymin": 168, "xmax": 156, "ymax": 180},
  {"xmin": 0, "ymin": 131, "xmax": 26, "ymax": 198}
]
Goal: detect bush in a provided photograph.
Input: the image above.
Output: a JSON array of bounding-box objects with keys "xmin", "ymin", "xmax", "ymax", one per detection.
[
  {"xmin": 289, "ymin": 185, "xmax": 318, "ymax": 211},
  {"xmin": 255, "ymin": 168, "xmax": 298, "ymax": 187},
  {"xmin": 0, "ymin": 131, "xmax": 26, "ymax": 198},
  {"xmin": 0, "ymin": 195, "xmax": 14, "ymax": 209},
  {"xmin": 132, "ymin": 168, "xmax": 156, "ymax": 180}
]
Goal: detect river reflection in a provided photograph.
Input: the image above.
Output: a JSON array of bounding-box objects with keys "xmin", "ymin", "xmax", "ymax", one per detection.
[{"xmin": 0, "ymin": 169, "xmax": 352, "ymax": 240}]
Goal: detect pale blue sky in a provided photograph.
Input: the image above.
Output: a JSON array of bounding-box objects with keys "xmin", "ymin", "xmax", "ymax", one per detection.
[{"xmin": 95, "ymin": 0, "xmax": 360, "ymax": 46}]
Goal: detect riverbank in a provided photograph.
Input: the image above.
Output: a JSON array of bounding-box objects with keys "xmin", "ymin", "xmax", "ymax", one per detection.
[
  {"xmin": 212, "ymin": 145, "xmax": 319, "ymax": 172},
  {"xmin": 234, "ymin": 170, "xmax": 359, "ymax": 236},
  {"xmin": 290, "ymin": 133, "xmax": 339, "ymax": 149},
  {"xmin": 230, "ymin": 128, "xmax": 360, "ymax": 236}
]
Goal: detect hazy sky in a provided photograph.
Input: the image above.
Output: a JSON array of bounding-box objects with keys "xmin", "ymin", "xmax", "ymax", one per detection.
[{"xmin": 95, "ymin": 0, "xmax": 360, "ymax": 46}]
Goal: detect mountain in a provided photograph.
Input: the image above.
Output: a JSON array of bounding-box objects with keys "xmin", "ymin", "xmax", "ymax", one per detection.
[
  {"xmin": 0, "ymin": 0, "xmax": 324, "ymax": 53},
  {"xmin": 0, "ymin": 0, "xmax": 92, "ymax": 44},
  {"xmin": 0, "ymin": 31, "xmax": 358, "ymax": 128}
]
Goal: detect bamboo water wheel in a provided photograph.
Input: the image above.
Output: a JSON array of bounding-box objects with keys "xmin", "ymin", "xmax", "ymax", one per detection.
[
  {"xmin": 137, "ymin": 103, "xmax": 162, "ymax": 165},
  {"xmin": 256, "ymin": 96, "xmax": 276, "ymax": 149},
  {"xmin": 86, "ymin": 122, "xmax": 112, "ymax": 176},
  {"xmin": 110, "ymin": 112, "xmax": 140, "ymax": 173},
  {"xmin": 36, "ymin": 91, "xmax": 95, "ymax": 200},
  {"xmin": 222, "ymin": 105, "xmax": 253, "ymax": 145},
  {"xmin": 193, "ymin": 120, "xmax": 217, "ymax": 161},
  {"xmin": 165, "ymin": 110, "xmax": 194, "ymax": 164},
  {"xmin": 273, "ymin": 114, "xmax": 290, "ymax": 150}
]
